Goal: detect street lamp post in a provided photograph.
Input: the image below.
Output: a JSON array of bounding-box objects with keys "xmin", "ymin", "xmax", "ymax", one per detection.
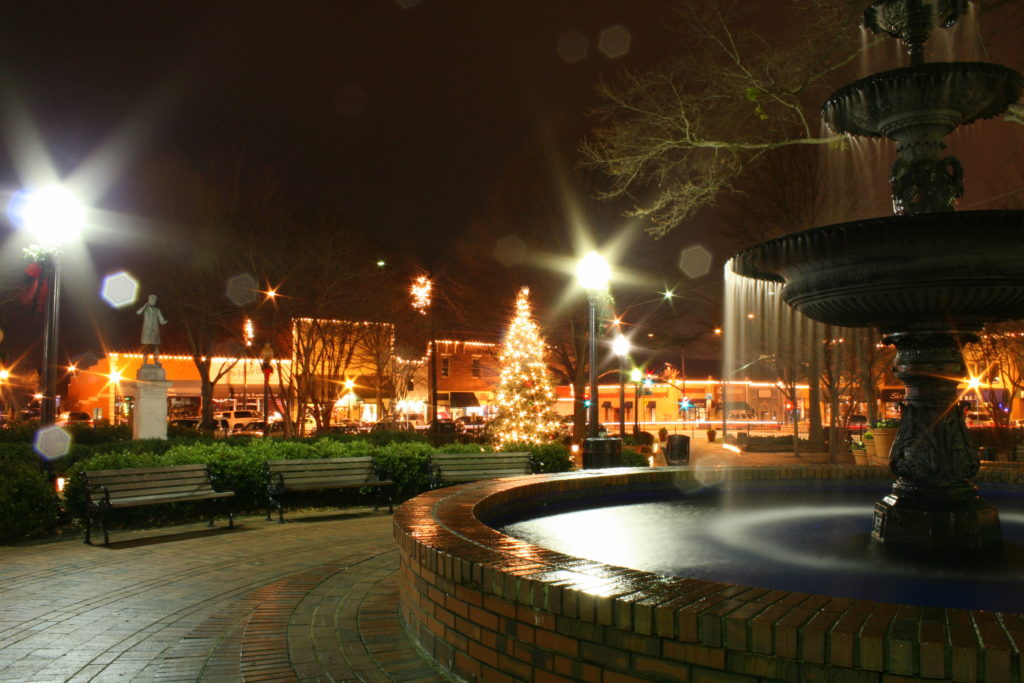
[
  {"xmin": 577, "ymin": 251, "xmax": 622, "ymax": 468},
  {"xmin": 613, "ymin": 334, "xmax": 630, "ymax": 438},
  {"xmin": 15, "ymin": 187, "xmax": 85, "ymax": 426},
  {"xmin": 260, "ymin": 343, "xmax": 274, "ymax": 434},
  {"xmin": 631, "ymin": 368, "xmax": 642, "ymax": 437},
  {"xmin": 344, "ymin": 377, "xmax": 355, "ymax": 420},
  {"xmin": 577, "ymin": 252, "xmax": 609, "ymax": 439}
]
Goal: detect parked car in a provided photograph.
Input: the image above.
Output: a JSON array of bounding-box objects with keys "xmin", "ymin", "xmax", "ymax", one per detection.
[
  {"xmin": 169, "ymin": 417, "xmax": 200, "ymax": 429},
  {"xmin": 429, "ymin": 419, "xmax": 460, "ymax": 435},
  {"xmin": 965, "ymin": 408, "xmax": 995, "ymax": 428},
  {"xmin": 216, "ymin": 410, "xmax": 262, "ymax": 431},
  {"xmin": 56, "ymin": 411, "xmax": 93, "ymax": 428},
  {"xmin": 456, "ymin": 415, "xmax": 488, "ymax": 433},
  {"xmin": 230, "ymin": 420, "xmax": 286, "ymax": 438},
  {"xmin": 370, "ymin": 420, "xmax": 417, "ymax": 432},
  {"xmin": 321, "ymin": 419, "xmax": 364, "ymax": 435}
]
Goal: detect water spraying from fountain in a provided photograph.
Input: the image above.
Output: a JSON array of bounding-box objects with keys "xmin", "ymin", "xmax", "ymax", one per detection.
[{"xmin": 731, "ymin": 0, "xmax": 1024, "ymax": 552}]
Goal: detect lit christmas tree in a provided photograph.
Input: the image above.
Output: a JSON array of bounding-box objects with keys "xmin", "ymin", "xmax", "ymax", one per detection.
[{"xmin": 493, "ymin": 287, "xmax": 560, "ymax": 447}]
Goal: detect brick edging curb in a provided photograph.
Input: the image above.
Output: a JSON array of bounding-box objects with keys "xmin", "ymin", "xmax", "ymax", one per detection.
[{"xmin": 395, "ymin": 465, "xmax": 1024, "ymax": 683}]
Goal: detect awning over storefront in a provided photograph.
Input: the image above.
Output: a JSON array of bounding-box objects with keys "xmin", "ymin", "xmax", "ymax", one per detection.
[{"xmin": 449, "ymin": 391, "xmax": 480, "ymax": 408}]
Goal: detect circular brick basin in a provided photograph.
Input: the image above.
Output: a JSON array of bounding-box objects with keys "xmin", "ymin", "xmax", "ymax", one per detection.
[{"xmin": 394, "ymin": 464, "xmax": 1024, "ymax": 682}]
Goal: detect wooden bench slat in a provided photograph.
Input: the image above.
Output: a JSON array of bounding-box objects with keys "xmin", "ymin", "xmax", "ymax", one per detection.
[
  {"xmin": 93, "ymin": 484, "xmax": 224, "ymax": 500},
  {"xmin": 107, "ymin": 491, "xmax": 234, "ymax": 508},
  {"xmin": 84, "ymin": 463, "xmax": 234, "ymax": 546},
  {"xmin": 87, "ymin": 464, "xmax": 210, "ymax": 477},
  {"xmin": 90, "ymin": 476, "xmax": 211, "ymax": 490},
  {"xmin": 265, "ymin": 456, "xmax": 393, "ymax": 522},
  {"xmin": 429, "ymin": 452, "xmax": 533, "ymax": 487}
]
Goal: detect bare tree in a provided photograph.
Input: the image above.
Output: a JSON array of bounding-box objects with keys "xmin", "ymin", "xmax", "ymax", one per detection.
[
  {"xmin": 581, "ymin": 0, "xmax": 1024, "ymax": 237},
  {"xmin": 128, "ymin": 152, "xmax": 284, "ymax": 428}
]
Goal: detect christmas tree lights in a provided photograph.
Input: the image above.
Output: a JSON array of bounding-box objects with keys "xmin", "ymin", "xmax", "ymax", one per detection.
[{"xmin": 492, "ymin": 287, "xmax": 560, "ymax": 447}]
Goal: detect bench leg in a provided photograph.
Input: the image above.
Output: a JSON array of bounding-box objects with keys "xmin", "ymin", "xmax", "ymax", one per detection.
[
  {"xmin": 267, "ymin": 490, "xmax": 285, "ymax": 523},
  {"xmin": 374, "ymin": 486, "xmax": 393, "ymax": 514}
]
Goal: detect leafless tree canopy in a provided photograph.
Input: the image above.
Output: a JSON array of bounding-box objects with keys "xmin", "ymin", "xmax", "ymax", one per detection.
[{"xmin": 581, "ymin": 0, "xmax": 1024, "ymax": 237}]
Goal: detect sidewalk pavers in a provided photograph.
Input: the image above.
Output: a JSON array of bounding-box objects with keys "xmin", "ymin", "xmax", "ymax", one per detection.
[
  {"xmin": 1, "ymin": 444, "xmax": 849, "ymax": 682},
  {"xmin": 0, "ymin": 509, "xmax": 447, "ymax": 682}
]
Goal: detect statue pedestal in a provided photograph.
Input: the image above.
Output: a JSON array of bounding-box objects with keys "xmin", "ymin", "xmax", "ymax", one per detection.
[{"xmin": 133, "ymin": 364, "xmax": 171, "ymax": 440}]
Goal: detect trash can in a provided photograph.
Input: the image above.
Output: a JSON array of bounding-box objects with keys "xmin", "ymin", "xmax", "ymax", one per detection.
[
  {"xmin": 583, "ymin": 437, "xmax": 623, "ymax": 469},
  {"xmin": 665, "ymin": 434, "xmax": 690, "ymax": 465}
]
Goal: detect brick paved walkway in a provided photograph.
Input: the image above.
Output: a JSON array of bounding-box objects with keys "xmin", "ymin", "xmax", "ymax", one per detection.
[
  {"xmin": 0, "ymin": 509, "xmax": 448, "ymax": 682},
  {"xmin": 0, "ymin": 441, "xmax": 847, "ymax": 682}
]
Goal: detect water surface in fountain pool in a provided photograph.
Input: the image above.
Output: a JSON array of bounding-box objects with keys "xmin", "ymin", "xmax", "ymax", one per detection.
[{"xmin": 495, "ymin": 482, "xmax": 1024, "ymax": 612}]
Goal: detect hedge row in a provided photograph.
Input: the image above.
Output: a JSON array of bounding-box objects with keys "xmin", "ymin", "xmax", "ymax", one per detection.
[
  {"xmin": 0, "ymin": 446, "xmax": 63, "ymax": 543},
  {"xmin": 47, "ymin": 438, "xmax": 574, "ymax": 539}
]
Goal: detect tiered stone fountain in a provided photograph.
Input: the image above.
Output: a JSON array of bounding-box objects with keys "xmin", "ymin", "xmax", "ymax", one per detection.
[{"xmin": 733, "ymin": 0, "xmax": 1024, "ymax": 551}]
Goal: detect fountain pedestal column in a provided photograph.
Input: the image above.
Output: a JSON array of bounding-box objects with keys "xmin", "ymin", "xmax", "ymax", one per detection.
[{"xmin": 871, "ymin": 331, "xmax": 1001, "ymax": 551}]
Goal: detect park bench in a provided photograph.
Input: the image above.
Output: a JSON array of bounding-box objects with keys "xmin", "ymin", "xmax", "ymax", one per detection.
[
  {"xmin": 265, "ymin": 456, "xmax": 394, "ymax": 523},
  {"xmin": 83, "ymin": 464, "xmax": 235, "ymax": 546},
  {"xmin": 428, "ymin": 452, "xmax": 533, "ymax": 488}
]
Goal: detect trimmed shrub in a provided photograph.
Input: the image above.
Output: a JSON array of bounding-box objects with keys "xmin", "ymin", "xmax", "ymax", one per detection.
[
  {"xmin": 621, "ymin": 448, "xmax": 651, "ymax": 467},
  {"xmin": 0, "ymin": 449, "xmax": 62, "ymax": 543},
  {"xmin": 374, "ymin": 441, "xmax": 435, "ymax": 499},
  {"xmin": 525, "ymin": 442, "xmax": 574, "ymax": 473}
]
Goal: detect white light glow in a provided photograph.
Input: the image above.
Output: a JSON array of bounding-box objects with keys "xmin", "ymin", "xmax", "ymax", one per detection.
[
  {"xmin": 18, "ymin": 186, "xmax": 85, "ymax": 248},
  {"xmin": 612, "ymin": 334, "xmax": 630, "ymax": 357},
  {"xmin": 576, "ymin": 251, "xmax": 610, "ymax": 292}
]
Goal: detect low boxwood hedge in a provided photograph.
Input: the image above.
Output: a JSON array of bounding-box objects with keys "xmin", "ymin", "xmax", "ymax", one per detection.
[
  {"xmin": 0, "ymin": 446, "xmax": 63, "ymax": 544},
  {"xmin": 56, "ymin": 437, "xmax": 573, "ymax": 532}
]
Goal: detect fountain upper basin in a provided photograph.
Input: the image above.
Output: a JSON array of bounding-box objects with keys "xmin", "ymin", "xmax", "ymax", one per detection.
[
  {"xmin": 731, "ymin": 210, "xmax": 1024, "ymax": 332},
  {"xmin": 822, "ymin": 62, "xmax": 1023, "ymax": 140}
]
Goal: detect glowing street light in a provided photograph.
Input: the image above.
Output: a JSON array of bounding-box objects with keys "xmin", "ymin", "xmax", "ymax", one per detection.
[
  {"xmin": 13, "ymin": 185, "xmax": 86, "ymax": 425},
  {"xmin": 577, "ymin": 251, "xmax": 622, "ymax": 468},
  {"xmin": 576, "ymin": 251, "xmax": 611, "ymax": 292},
  {"xmin": 613, "ymin": 334, "xmax": 630, "ymax": 438},
  {"xmin": 577, "ymin": 251, "xmax": 610, "ymax": 442}
]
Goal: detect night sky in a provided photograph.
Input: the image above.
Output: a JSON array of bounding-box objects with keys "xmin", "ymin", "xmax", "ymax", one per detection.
[
  {"xmin": 0, "ymin": 1, "xmax": 678, "ymax": 263},
  {"xmin": 2, "ymin": 1, "xmax": 1022, "ymax": 369}
]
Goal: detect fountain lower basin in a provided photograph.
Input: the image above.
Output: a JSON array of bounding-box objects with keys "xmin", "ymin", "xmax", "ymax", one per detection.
[
  {"xmin": 496, "ymin": 481, "xmax": 1024, "ymax": 613},
  {"xmin": 394, "ymin": 465, "xmax": 1024, "ymax": 682},
  {"xmin": 731, "ymin": 210, "xmax": 1024, "ymax": 332}
]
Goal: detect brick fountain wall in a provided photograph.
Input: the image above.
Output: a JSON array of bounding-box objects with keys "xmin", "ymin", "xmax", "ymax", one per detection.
[{"xmin": 394, "ymin": 464, "xmax": 1024, "ymax": 683}]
